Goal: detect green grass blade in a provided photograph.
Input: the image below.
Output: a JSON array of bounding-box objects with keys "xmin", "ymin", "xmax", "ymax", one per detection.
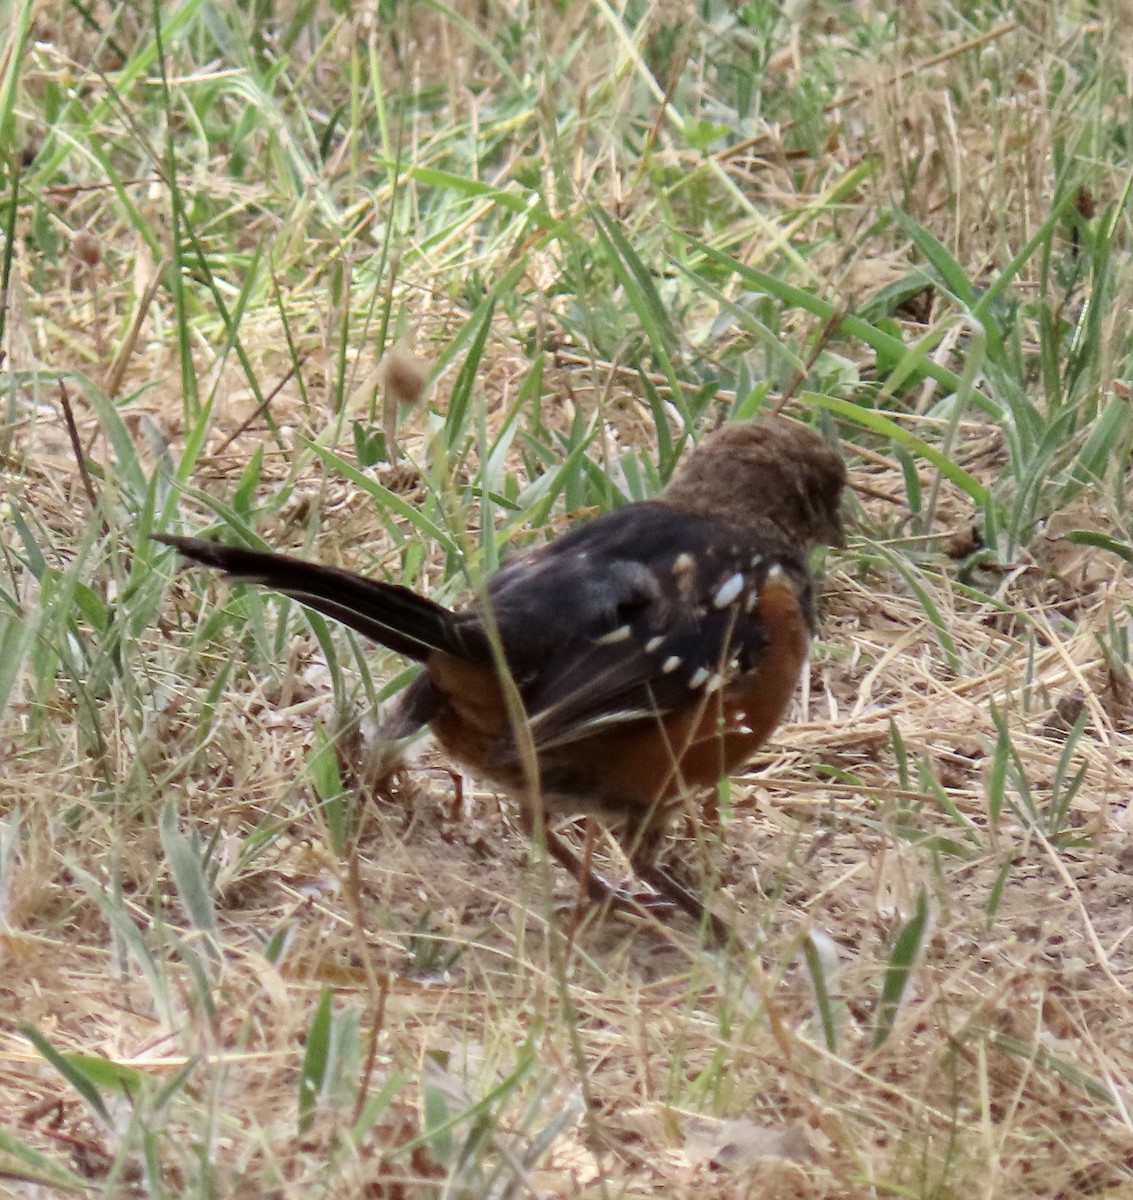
[
  {"xmin": 21, "ymin": 1026, "xmax": 113, "ymax": 1126},
  {"xmin": 872, "ymin": 889, "xmax": 930, "ymax": 1049},
  {"xmin": 299, "ymin": 987, "xmax": 334, "ymax": 1134},
  {"xmin": 0, "ymin": 1124, "xmax": 87, "ymax": 1190},
  {"xmin": 158, "ymin": 800, "xmax": 220, "ymax": 953}
]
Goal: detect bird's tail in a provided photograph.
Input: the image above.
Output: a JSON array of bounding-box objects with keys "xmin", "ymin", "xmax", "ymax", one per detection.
[{"xmin": 155, "ymin": 534, "xmax": 463, "ymax": 663}]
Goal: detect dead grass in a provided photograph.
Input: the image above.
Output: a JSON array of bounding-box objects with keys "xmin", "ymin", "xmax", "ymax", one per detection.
[{"xmin": 2, "ymin": 2, "xmax": 1132, "ymax": 1196}]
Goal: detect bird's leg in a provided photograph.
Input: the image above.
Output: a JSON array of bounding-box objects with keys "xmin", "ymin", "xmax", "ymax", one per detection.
[
  {"xmin": 518, "ymin": 803, "xmax": 620, "ymax": 903},
  {"xmin": 627, "ymin": 824, "xmax": 737, "ymax": 948},
  {"xmin": 575, "ymin": 818, "xmax": 599, "ymax": 908},
  {"xmin": 518, "ymin": 803, "xmax": 686, "ymax": 930},
  {"xmin": 518, "ymin": 798, "xmax": 737, "ymax": 943},
  {"xmin": 631, "ymin": 859, "xmax": 735, "ymax": 948},
  {"xmin": 564, "ymin": 818, "xmax": 600, "ymax": 941}
]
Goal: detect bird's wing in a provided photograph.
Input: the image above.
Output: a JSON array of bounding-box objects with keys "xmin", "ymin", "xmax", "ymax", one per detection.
[{"xmin": 472, "ymin": 505, "xmax": 809, "ymax": 751}]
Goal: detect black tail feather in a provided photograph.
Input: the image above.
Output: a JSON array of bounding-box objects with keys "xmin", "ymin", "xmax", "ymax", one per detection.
[{"xmin": 155, "ymin": 534, "xmax": 461, "ymax": 663}]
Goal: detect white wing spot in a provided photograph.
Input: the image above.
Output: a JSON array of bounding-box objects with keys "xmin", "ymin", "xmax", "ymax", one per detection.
[
  {"xmin": 662, "ymin": 655, "xmax": 682, "ymax": 673},
  {"xmin": 705, "ymin": 673, "xmax": 724, "ymax": 693},
  {"xmin": 750, "ymin": 553, "xmax": 762, "ymax": 568},
  {"xmin": 671, "ymin": 552, "xmax": 695, "ymax": 575},
  {"xmin": 645, "ymin": 635, "xmax": 664, "ymax": 653},
  {"xmin": 688, "ymin": 666, "xmax": 709, "ymax": 688},
  {"xmin": 713, "ymin": 572, "xmax": 745, "ymax": 608},
  {"xmin": 737, "ymin": 724, "xmax": 754, "ymax": 735},
  {"xmin": 767, "ymin": 563, "xmax": 785, "ymax": 581},
  {"xmin": 596, "ymin": 625, "xmax": 631, "ymax": 645}
]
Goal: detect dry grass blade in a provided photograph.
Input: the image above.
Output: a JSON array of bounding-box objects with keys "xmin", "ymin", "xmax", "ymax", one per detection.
[{"xmin": 2, "ymin": 2, "xmax": 1132, "ymax": 1196}]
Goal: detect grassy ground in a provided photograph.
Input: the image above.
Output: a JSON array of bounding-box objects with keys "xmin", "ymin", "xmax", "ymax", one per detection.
[{"xmin": 2, "ymin": 1, "xmax": 1133, "ymax": 1196}]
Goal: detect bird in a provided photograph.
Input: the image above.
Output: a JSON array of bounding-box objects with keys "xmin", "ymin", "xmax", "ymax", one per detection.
[{"xmin": 156, "ymin": 415, "xmax": 847, "ymax": 944}]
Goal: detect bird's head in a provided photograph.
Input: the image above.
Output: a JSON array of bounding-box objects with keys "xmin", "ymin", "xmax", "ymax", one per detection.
[{"xmin": 662, "ymin": 416, "xmax": 847, "ymax": 551}]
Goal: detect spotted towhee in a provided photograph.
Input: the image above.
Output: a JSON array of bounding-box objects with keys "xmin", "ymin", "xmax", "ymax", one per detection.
[{"xmin": 157, "ymin": 415, "xmax": 846, "ymax": 943}]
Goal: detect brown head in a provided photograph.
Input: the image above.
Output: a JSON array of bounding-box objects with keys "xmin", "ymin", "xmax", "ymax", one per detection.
[{"xmin": 662, "ymin": 416, "xmax": 847, "ymax": 550}]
